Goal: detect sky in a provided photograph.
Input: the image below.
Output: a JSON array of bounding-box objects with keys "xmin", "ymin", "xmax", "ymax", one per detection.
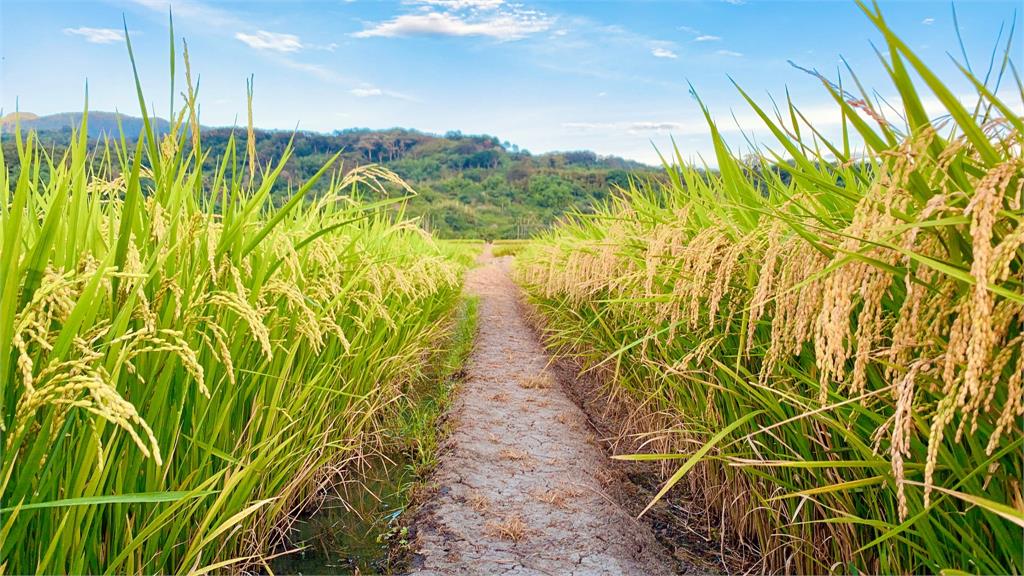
[{"xmin": 1, "ymin": 0, "xmax": 1020, "ymax": 164}]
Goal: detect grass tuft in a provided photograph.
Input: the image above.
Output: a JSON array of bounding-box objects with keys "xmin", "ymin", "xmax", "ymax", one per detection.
[
  {"xmin": 519, "ymin": 372, "xmax": 556, "ymax": 389},
  {"xmin": 487, "ymin": 515, "xmax": 529, "ymax": 542}
]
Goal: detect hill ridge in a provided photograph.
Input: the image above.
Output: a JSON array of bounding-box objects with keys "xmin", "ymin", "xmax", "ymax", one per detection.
[{"xmin": 3, "ymin": 111, "xmax": 662, "ymax": 239}]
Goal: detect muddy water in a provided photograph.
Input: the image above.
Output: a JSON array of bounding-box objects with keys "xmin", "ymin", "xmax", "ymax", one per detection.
[{"xmin": 270, "ymin": 455, "xmax": 412, "ymax": 575}]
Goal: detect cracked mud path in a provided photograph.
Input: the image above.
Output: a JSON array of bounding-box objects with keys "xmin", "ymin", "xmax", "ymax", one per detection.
[{"xmin": 409, "ymin": 247, "xmax": 674, "ymax": 576}]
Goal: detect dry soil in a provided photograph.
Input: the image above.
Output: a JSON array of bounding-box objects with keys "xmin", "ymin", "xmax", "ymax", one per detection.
[{"xmin": 408, "ymin": 247, "xmax": 683, "ymax": 576}]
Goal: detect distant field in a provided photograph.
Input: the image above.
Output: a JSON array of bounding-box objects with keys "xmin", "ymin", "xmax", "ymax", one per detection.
[{"xmin": 492, "ymin": 239, "xmax": 531, "ymax": 257}]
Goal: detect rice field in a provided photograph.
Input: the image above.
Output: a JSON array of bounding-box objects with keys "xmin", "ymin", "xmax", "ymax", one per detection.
[
  {"xmin": 0, "ymin": 41, "xmax": 467, "ymax": 573},
  {"xmin": 491, "ymin": 239, "xmax": 532, "ymax": 258},
  {"xmin": 3, "ymin": 3, "xmax": 1022, "ymax": 574},
  {"xmin": 517, "ymin": 4, "xmax": 1023, "ymax": 574}
]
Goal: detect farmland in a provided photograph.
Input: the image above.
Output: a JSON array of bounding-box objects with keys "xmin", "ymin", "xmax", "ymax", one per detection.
[
  {"xmin": 2, "ymin": 1, "xmax": 1022, "ymax": 574},
  {"xmin": 0, "ymin": 41, "xmax": 469, "ymax": 572}
]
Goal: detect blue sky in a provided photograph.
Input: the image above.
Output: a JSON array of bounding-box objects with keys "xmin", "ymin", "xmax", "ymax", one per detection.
[{"xmin": 1, "ymin": 0, "xmax": 1020, "ymax": 164}]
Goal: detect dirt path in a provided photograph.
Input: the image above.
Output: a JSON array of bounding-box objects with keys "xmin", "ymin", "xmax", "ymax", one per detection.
[{"xmin": 408, "ymin": 247, "xmax": 675, "ymax": 575}]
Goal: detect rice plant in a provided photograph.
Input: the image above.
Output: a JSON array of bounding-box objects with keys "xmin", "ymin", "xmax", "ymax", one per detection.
[
  {"xmin": 517, "ymin": 3, "xmax": 1023, "ymax": 573},
  {"xmin": 0, "ymin": 32, "xmax": 465, "ymax": 574}
]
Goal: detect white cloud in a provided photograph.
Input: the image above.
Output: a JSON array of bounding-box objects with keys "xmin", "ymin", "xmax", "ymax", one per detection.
[
  {"xmin": 63, "ymin": 27, "xmax": 125, "ymax": 44},
  {"xmin": 308, "ymin": 42, "xmax": 339, "ymax": 52},
  {"xmin": 235, "ymin": 30, "xmax": 303, "ymax": 52},
  {"xmin": 349, "ymin": 85, "xmax": 418, "ymax": 101},
  {"xmin": 722, "ymin": 0, "xmax": 745, "ymax": 4},
  {"xmin": 626, "ymin": 121, "xmax": 685, "ymax": 131},
  {"xmin": 651, "ymin": 47, "xmax": 678, "ymax": 59},
  {"xmin": 563, "ymin": 120, "xmax": 694, "ymax": 134},
  {"xmin": 354, "ymin": 11, "xmax": 550, "ymax": 40},
  {"xmin": 354, "ymin": 1, "xmax": 551, "ymax": 40},
  {"xmin": 127, "ymin": 0, "xmax": 373, "ymax": 94},
  {"xmin": 716, "ymin": 49, "xmax": 743, "ymax": 57},
  {"xmin": 416, "ymin": 0, "xmax": 505, "ymax": 9},
  {"xmin": 350, "ymin": 87, "xmax": 384, "ymax": 97},
  {"xmin": 922, "ymin": 17, "xmax": 935, "ymax": 25},
  {"xmin": 679, "ymin": 26, "xmax": 720, "ymax": 43}
]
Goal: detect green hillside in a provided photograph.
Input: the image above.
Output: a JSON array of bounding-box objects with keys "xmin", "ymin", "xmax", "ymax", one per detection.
[
  {"xmin": 0, "ymin": 111, "xmax": 170, "ymax": 138},
  {"xmin": 3, "ymin": 113, "xmax": 660, "ymax": 239}
]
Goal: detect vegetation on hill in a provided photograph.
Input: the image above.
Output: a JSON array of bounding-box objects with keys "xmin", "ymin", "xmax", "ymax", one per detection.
[
  {"xmin": 518, "ymin": 3, "xmax": 1023, "ymax": 574},
  {"xmin": 0, "ymin": 110, "xmax": 170, "ymax": 138},
  {"xmin": 5, "ymin": 116, "xmax": 659, "ymax": 239}
]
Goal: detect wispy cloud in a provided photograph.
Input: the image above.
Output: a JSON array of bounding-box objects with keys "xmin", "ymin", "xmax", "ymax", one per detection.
[
  {"xmin": 235, "ymin": 30, "xmax": 303, "ymax": 52},
  {"xmin": 128, "ymin": 0, "xmax": 241, "ymax": 29},
  {"xmin": 354, "ymin": 0, "xmax": 552, "ymax": 40},
  {"xmin": 922, "ymin": 17, "xmax": 935, "ymax": 25},
  {"xmin": 651, "ymin": 47, "xmax": 678, "ymax": 59},
  {"xmin": 277, "ymin": 59, "xmax": 345, "ymax": 82},
  {"xmin": 563, "ymin": 120, "xmax": 695, "ymax": 134},
  {"xmin": 525, "ymin": 18, "xmax": 691, "ymax": 88},
  {"xmin": 349, "ymin": 85, "xmax": 418, "ymax": 101},
  {"xmin": 416, "ymin": 0, "xmax": 505, "ymax": 9},
  {"xmin": 350, "ymin": 87, "xmax": 384, "ymax": 97},
  {"xmin": 716, "ymin": 49, "xmax": 743, "ymax": 57},
  {"xmin": 679, "ymin": 25, "xmax": 721, "ymax": 43},
  {"xmin": 128, "ymin": 0, "xmax": 378, "ymax": 92},
  {"xmin": 563, "ymin": 90, "xmax": 1024, "ymax": 145},
  {"xmin": 63, "ymin": 27, "xmax": 125, "ymax": 44}
]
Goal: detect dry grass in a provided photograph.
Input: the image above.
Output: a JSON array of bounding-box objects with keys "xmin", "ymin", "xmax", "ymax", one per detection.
[
  {"xmin": 594, "ymin": 469, "xmax": 615, "ymax": 489},
  {"xmin": 519, "ymin": 372, "xmax": 555, "ymax": 389},
  {"xmin": 486, "ymin": 516, "xmax": 529, "ymax": 542},
  {"xmin": 467, "ymin": 491, "xmax": 490, "ymax": 512},
  {"xmin": 499, "ymin": 448, "xmax": 530, "ymax": 461},
  {"xmin": 532, "ymin": 485, "xmax": 583, "ymax": 508}
]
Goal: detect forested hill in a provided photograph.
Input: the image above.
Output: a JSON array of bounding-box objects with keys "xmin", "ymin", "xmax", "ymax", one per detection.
[
  {"xmin": 2, "ymin": 112, "xmax": 661, "ymax": 239},
  {"xmin": 205, "ymin": 127, "xmax": 659, "ymax": 239},
  {"xmin": 0, "ymin": 111, "xmax": 171, "ymax": 137}
]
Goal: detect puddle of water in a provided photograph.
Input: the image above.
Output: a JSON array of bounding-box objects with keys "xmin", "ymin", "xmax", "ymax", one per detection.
[{"xmin": 270, "ymin": 454, "xmax": 413, "ymax": 575}]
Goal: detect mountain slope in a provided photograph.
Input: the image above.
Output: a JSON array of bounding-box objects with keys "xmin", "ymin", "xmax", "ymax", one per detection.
[
  {"xmin": 3, "ymin": 112, "xmax": 660, "ymax": 238},
  {"xmin": 0, "ymin": 112, "xmax": 170, "ymax": 138}
]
